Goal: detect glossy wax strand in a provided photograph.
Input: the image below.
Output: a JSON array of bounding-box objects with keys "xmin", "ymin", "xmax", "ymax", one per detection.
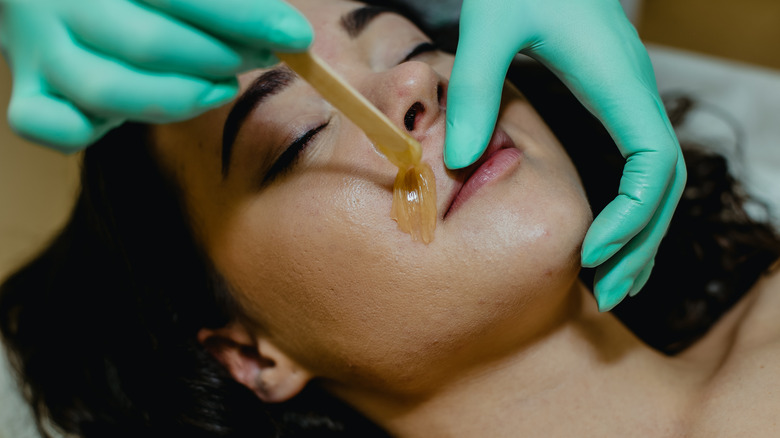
[{"xmin": 391, "ymin": 162, "xmax": 437, "ymax": 243}]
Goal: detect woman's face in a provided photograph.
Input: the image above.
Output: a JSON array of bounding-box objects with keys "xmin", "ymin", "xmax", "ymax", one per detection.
[{"xmin": 151, "ymin": 0, "xmax": 591, "ymax": 393}]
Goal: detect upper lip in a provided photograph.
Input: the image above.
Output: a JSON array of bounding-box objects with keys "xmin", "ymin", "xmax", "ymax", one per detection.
[{"xmin": 442, "ymin": 127, "xmax": 516, "ymax": 219}]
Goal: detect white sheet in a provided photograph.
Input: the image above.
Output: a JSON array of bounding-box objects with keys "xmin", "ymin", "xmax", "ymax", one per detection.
[{"xmin": 648, "ymin": 44, "xmax": 780, "ymax": 226}]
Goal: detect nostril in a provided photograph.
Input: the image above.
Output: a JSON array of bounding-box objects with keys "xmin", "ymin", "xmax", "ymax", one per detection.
[{"xmin": 404, "ymin": 102, "xmax": 425, "ymax": 132}]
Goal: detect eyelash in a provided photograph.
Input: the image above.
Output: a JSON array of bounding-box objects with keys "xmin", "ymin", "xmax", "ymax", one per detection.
[
  {"xmin": 402, "ymin": 41, "xmax": 439, "ymax": 63},
  {"xmin": 263, "ymin": 122, "xmax": 329, "ymax": 185},
  {"xmin": 263, "ymin": 42, "xmax": 439, "ymax": 185}
]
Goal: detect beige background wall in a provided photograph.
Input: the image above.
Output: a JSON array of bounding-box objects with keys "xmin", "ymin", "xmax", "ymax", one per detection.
[
  {"xmin": 640, "ymin": 0, "xmax": 780, "ymax": 70},
  {"xmin": 0, "ymin": 58, "xmax": 80, "ymax": 283}
]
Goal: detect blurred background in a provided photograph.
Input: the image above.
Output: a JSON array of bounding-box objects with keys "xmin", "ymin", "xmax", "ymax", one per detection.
[
  {"xmin": 1, "ymin": 1, "xmax": 779, "ymax": 437},
  {"xmin": 640, "ymin": 0, "xmax": 780, "ymax": 70}
]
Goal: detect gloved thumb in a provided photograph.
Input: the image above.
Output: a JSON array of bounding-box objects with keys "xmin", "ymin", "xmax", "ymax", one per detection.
[{"xmin": 444, "ymin": 32, "xmax": 517, "ymax": 169}]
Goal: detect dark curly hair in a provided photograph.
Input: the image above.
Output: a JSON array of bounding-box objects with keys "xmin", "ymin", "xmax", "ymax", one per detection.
[{"xmin": 2, "ymin": 4, "xmax": 780, "ymax": 438}]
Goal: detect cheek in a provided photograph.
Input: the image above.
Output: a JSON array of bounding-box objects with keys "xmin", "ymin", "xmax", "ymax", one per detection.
[
  {"xmin": 435, "ymin": 133, "xmax": 592, "ymax": 319},
  {"xmin": 494, "ymin": 175, "xmax": 590, "ymax": 271},
  {"xmin": 204, "ymin": 126, "xmax": 591, "ymax": 389},
  {"xmin": 444, "ymin": 177, "xmax": 589, "ymax": 304},
  {"xmin": 212, "ymin": 181, "xmax": 475, "ymax": 390},
  {"xmin": 210, "ymin": 171, "xmax": 404, "ymax": 332}
]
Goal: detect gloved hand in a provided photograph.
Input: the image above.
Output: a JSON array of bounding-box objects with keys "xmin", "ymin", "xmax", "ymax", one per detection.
[
  {"xmin": 445, "ymin": 0, "xmax": 686, "ymax": 311},
  {"xmin": 0, "ymin": 0, "xmax": 312, "ymax": 151}
]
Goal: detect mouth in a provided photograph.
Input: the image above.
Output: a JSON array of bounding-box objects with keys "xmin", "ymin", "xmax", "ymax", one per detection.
[{"xmin": 443, "ymin": 127, "xmax": 523, "ymax": 219}]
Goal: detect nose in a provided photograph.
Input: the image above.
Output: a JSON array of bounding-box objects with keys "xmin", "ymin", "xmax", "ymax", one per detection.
[{"xmin": 364, "ymin": 61, "xmax": 446, "ymax": 144}]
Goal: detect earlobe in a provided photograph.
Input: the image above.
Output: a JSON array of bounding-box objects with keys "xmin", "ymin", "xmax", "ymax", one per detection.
[
  {"xmin": 197, "ymin": 324, "xmax": 312, "ymax": 403},
  {"xmin": 251, "ymin": 339, "xmax": 312, "ymax": 403}
]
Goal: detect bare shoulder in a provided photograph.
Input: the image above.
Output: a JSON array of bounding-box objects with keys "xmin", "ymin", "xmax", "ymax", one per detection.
[
  {"xmin": 688, "ymin": 264, "xmax": 780, "ymax": 437},
  {"xmin": 731, "ymin": 261, "xmax": 780, "ymax": 348},
  {"xmin": 687, "ymin": 341, "xmax": 780, "ymax": 437}
]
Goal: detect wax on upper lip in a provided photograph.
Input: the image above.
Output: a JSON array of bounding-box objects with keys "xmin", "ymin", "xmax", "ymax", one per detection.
[{"xmin": 391, "ymin": 162, "xmax": 437, "ymax": 244}]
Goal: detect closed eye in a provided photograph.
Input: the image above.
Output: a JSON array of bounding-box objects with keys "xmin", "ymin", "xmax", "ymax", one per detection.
[
  {"xmin": 262, "ymin": 122, "xmax": 330, "ymax": 186},
  {"xmin": 401, "ymin": 42, "xmax": 438, "ymax": 63}
]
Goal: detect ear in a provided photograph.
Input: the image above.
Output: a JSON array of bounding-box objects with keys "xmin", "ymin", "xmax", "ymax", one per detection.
[{"xmin": 197, "ymin": 323, "xmax": 312, "ymax": 403}]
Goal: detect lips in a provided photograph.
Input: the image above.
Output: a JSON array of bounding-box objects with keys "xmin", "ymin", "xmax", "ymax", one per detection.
[{"xmin": 443, "ymin": 128, "xmax": 523, "ymax": 218}]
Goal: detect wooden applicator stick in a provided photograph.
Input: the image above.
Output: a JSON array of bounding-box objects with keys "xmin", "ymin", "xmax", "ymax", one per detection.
[{"xmin": 276, "ymin": 51, "xmax": 437, "ymax": 243}]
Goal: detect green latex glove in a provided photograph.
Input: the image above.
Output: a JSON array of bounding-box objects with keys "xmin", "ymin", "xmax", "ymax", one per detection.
[
  {"xmin": 445, "ymin": 0, "xmax": 686, "ymax": 311},
  {"xmin": 0, "ymin": 0, "xmax": 312, "ymax": 151}
]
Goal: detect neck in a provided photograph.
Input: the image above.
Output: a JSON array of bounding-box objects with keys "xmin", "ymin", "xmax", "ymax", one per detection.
[{"xmin": 345, "ymin": 281, "xmax": 704, "ymax": 437}]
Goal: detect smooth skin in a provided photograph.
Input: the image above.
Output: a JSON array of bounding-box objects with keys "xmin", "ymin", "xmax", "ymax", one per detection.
[
  {"xmin": 445, "ymin": 0, "xmax": 687, "ymax": 311},
  {"xmin": 0, "ymin": 0, "xmax": 312, "ymax": 151}
]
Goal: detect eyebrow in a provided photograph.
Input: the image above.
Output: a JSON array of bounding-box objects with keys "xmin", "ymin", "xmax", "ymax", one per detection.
[
  {"xmin": 221, "ymin": 6, "xmax": 394, "ymax": 178},
  {"xmin": 221, "ymin": 67, "xmax": 296, "ymax": 178},
  {"xmin": 341, "ymin": 5, "xmax": 393, "ymax": 38}
]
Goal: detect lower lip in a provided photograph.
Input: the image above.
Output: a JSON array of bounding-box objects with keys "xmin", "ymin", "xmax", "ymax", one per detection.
[{"xmin": 446, "ymin": 147, "xmax": 523, "ymax": 217}]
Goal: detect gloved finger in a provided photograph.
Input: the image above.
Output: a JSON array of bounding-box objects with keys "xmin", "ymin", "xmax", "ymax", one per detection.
[
  {"xmin": 138, "ymin": 0, "xmax": 313, "ymax": 53},
  {"xmin": 630, "ymin": 262, "xmax": 654, "ymax": 298},
  {"xmin": 444, "ymin": 27, "xmax": 518, "ymax": 169},
  {"xmin": 64, "ymin": 0, "xmax": 242, "ymax": 79},
  {"xmin": 591, "ymin": 235, "xmax": 648, "ymax": 312},
  {"xmin": 580, "ymin": 89, "xmax": 682, "ymax": 266},
  {"xmin": 582, "ymin": 146, "xmax": 676, "ymax": 267},
  {"xmin": 8, "ymin": 76, "xmax": 124, "ymax": 151},
  {"xmin": 593, "ymin": 154, "xmax": 685, "ymax": 311},
  {"xmin": 42, "ymin": 39, "xmax": 239, "ymax": 124},
  {"xmin": 592, "ymin": 242, "xmax": 637, "ymax": 312}
]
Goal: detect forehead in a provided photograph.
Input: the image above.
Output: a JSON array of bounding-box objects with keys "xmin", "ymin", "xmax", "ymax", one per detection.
[{"xmin": 291, "ymin": 0, "xmax": 363, "ymax": 39}]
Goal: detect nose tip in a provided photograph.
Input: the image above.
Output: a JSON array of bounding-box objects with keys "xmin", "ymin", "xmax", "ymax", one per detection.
[{"xmin": 371, "ymin": 62, "xmax": 446, "ymax": 141}]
